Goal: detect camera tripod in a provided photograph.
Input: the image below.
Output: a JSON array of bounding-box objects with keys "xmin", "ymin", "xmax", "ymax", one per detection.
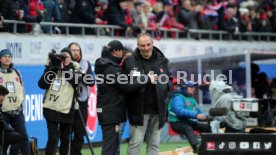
[{"xmin": 68, "ymin": 108, "xmax": 95, "ymax": 155}]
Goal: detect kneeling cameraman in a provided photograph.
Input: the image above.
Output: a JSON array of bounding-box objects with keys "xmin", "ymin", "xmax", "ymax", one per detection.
[
  {"xmin": 0, "ymin": 85, "xmax": 22, "ymax": 155},
  {"xmin": 38, "ymin": 48, "xmax": 80, "ymax": 155}
]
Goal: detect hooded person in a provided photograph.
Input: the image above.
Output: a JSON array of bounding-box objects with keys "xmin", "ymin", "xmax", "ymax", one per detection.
[
  {"xmin": 94, "ymin": 40, "xmax": 155, "ymax": 155},
  {"xmin": 168, "ymin": 80, "xmax": 210, "ymax": 153},
  {"xmin": 209, "ymin": 80, "xmax": 245, "ymax": 132},
  {"xmin": 68, "ymin": 42, "xmax": 95, "ymax": 155}
]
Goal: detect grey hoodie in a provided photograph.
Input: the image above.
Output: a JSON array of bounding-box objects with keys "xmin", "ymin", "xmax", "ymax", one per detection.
[{"xmin": 209, "ymin": 81, "xmax": 245, "ymax": 131}]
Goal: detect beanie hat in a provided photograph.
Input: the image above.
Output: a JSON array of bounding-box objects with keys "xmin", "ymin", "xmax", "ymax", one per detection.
[
  {"xmin": 184, "ymin": 80, "xmax": 198, "ymax": 87},
  {"xmin": 108, "ymin": 40, "xmax": 124, "ymax": 51},
  {"xmin": 0, "ymin": 85, "xmax": 9, "ymax": 96},
  {"xmin": 60, "ymin": 47, "xmax": 72, "ymax": 58},
  {"xmin": 0, "ymin": 49, "xmax": 12, "ymax": 58}
]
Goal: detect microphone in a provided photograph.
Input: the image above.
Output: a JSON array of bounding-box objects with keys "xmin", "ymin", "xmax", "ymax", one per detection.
[{"xmin": 209, "ymin": 107, "xmax": 229, "ymax": 117}]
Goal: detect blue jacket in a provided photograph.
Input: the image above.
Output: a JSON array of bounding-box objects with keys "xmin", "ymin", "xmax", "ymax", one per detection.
[{"xmin": 168, "ymin": 90, "xmax": 203, "ymax": 123}]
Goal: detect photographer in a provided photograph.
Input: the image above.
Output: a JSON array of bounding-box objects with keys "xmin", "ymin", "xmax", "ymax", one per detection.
[
  {"xmin": 38, "ymin": 47, "xmax": 80, "ymax": 155},
  {"xmin": 0, "ymin": 85, "xmax": 22, "ymax": 155},
  {"xmin": 0, "ymin": 49, "xmax": 30, "ymax": 155}
]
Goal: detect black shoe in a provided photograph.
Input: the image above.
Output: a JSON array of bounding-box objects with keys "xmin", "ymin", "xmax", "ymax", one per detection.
[{"xmin": 193, "ymin": 143, "xmax": 201, "ymax": 153}]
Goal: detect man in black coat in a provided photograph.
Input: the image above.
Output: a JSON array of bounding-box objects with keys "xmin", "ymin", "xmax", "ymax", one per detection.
[
  {"xmin": 124, "ymin": 32, "xmax": 171, "ymax": 155},
  {"xmin": 94, "ymin": 40, "xmax": 156, "ymax": 155}
]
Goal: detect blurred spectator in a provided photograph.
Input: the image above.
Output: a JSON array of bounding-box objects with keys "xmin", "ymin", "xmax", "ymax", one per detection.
[
  {"xmin": 239, "ymin": 7, "xmax": 253, "ymax": 32},
  {"xmin": 152, "ymin": 2, "xmax": 163, "ymax": 15},
  {"xmin": 147, "ymin": 0, "xmax": 157, "ymax": 6},
  {"xmin": 131, "ymin": 1, "xmax": 146, "ymax": 35},
  {"xmin": 202, "ymin": 1, "xmax": 218, "ymax": 30},
  {"xmin": 104, "ymin": 0, "xmax": 132, "ymax": 36},
  {"xmin": 228, "ymin": 0, "xmax": 237, "ymax": 5},
  {"xmin": 257, "ymin": 10, "xmax": 273, "ymax": 32},
  {"xmin": 17, "ymin": 0, "xmax": 43, "ymax": 33},
  {"xmin": 156, "ymin": 0, "xmax": 185, "ymax": 38},
  {"xmin": 220, "ymin": 4, "xmax": 239, "ymax": 34},
  {"xmin": 95, "ymin": 0, "xmax": 108, "ymax": 22},
  {"xmin": 146, "ymin": 2, "xmax": 161, "ymax": 33},
  {"xmin": 271, "ymin": 2, "xmax": 276, "ymax": 32},
  {"xmin": 249, "ymin": 6, "xmax": 259, "ymax": 32},
  {"xmin": 55, "ymin": 0, "xmax": 70, "ymax": 34},
  {"xmin": 70, "ymin": 0, "xmax": 103, "ymax": 34},
  {"xmin": 29, "ymin": 0, "xmax": 44, "ymax": 18},
  {"xmin": 27, "ymin": 0, "xmax": 45, "ymax": 32},
  {"xmin": 157, "ymin": 0, "xmax": 185, "ymax": 30},
  {"xmin": 125, "ymin": 0, "xmax": 135, "ymax": 36},
  {"xmin": 1, "ymin": 0, "xmax": 276, "ymax": 36},
  {"xmin": 177, "ymin": 0, "xmax": 205, "ymax": 30},
  {"xmin": 0, "ymin": 0, "xmax": 19, "ymax": 32},
  {"xmin": 57, "ymin": 0, "xmax": 70, "ymax": 23},
  {"xmin": 142, "ymin": 1, "xmax": 152, "ymax": 28},
  {"xmin": 41, "ymin": 0, "xmax": 61, "ymax": 33},
  {"xmin": 94, "ymin": 0, "xmax": 109, "ymax": 35}
]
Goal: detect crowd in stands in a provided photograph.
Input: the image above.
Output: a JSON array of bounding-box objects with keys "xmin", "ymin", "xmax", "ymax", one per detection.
[{"xmin": 1, "ymin": 0, "xmax": 276, "ymax": 37}]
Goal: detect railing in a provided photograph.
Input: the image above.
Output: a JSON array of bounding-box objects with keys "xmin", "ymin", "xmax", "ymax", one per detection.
[
  {"xmin": 187, "ymin": 29, "xmax": 276, "ymax": 41},
  {"xmin": 2, "ymin": 20, "xmax": 276, "ymax": 41},
  {"xmin": 3, "ymin": 20, "xmax": 122, "ymax": 36}
]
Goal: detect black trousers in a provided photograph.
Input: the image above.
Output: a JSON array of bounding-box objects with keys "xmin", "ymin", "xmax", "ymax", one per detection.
[
  {"xmin": 3, "ymin": 112, "xmax": 30, "ymax": 155},
  {"xmin": 170, "ymin": 120, "xmax": 211, "ymax": 149},
  {"xmin": 45, "ymin": 120, "xmax": 72, "ymax": 155},
  {"xmin": 71, "ymin": 103, "xmax": 88, "ymax": 155},
  {"xmin": 0, "ymin": 130, "xmax": 22, "ymax": 155},
  {"xmin": 101, "ymin": 124, "xmax": 120, "ymax": 155}
]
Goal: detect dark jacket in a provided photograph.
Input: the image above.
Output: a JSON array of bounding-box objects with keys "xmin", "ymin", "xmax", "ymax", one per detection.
[
  {"xmin": 94, "ymin": 47, "xmax": 148, "ymax": 126},
  {"xmin": 0, "ymin": 0, "xmax": 19, "ymax": 32},
  {"xmin": 0, "ymin": 0, "xmax": 18, "ymax": 20},
  {"xmin": 38, "ymin": 63, "xmax": 79, "ymax": 124},
  {"xmin": 69, "ymin": 0, "xmax": 96, "ymax": 34},
  {"xmin": 103, "ymin": 0, "xmax": 127, "ymax": 29},
  {"xmin": 41, "ymin": 0, "xmax": 61, "ymax": 33},
  {"xmin": 70, "ymin": 0, "xmax": 96, "ymax": 24},
  {"xmin": 123, "ymin": 46, "xmax": 171, "ymax": 128}
]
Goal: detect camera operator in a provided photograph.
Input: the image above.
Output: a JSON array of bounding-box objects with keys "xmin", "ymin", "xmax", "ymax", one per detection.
[
  {"xmin": 38, "ymin": 47, "xmax": 81, "ymax": 155},
  {"xmin": 0, "ymin": 49, "xmax": 30, "ymax": 155},
  {"xmin": 209, "ymin": 80, "xmax": 245, "ymax": 132},
  {"xmin": 0, "ymin": 85, "xmax": 22, "ymax": 155}
]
